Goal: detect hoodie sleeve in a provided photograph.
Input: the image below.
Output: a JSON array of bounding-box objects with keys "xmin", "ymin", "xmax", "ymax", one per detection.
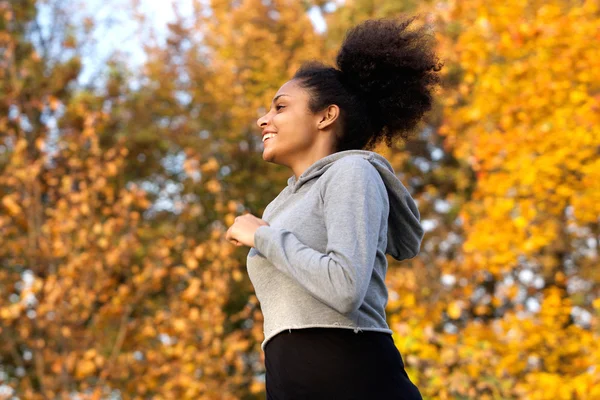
[{"xmin": 253, "ymin": 160, "xmax": 386, "ymax": 315}]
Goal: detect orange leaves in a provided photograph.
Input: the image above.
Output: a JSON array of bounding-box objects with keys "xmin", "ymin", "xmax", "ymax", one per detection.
[
  {"xmin": 181, "ymin": 278, "xmax": 202, "ymax": 302},
  {"xmin": 197, "ymin": 0, "xmax": 325, "ymax": 138},
  {"xmin": 2, "ymin": 194, "xmax": 22, "ymax": 216},
  {"xmin": 224, "ymin": 212, "xmax": 236, "ymax": 227},
  {"xmin": 75, "ymin": 358, "xmax": 96, "ymax": 379},
  {"xmin": 205, "ymin": 179, "xmax": 222, "ymax": 194},
  {"xmin": 0, "ymin": 0, "xmax": 595, "ymax": 398},
  {"xmin": 48, "ymin": 95, "xmax": 61, "ymax": 111},
  {"xmin": 201, "ymin": 157, "xmax": 220, "ymax": 174},
  {"xmin": 183, "ymin": 157, "xmax": 201, "ymax": 181},
  {"xmin": 0, "ymin": 303, "xmax": 22, "ymax": 320},
  {"xmin": 193, "ymin": 244, "xmax": 206, "ymax": 259}
]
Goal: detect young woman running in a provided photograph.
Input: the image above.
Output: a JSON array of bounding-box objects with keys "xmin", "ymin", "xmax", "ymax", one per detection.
[{"xmin": 226, "ymin": 14, "xmax": 443, "ymax": 399}]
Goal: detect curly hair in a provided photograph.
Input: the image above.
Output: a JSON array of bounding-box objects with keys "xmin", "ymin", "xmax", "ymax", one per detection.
[{"xmin": 292, "ymin": 15, "xmax": 444, "ymax": 151}]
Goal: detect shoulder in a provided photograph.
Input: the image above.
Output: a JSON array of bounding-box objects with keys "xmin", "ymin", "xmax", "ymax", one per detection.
[
  {"xmin": 326, "ymin": 155, "xmax": 376, "ymax": 177},
  {"xmin": 325, "ymin": 155, "xmax": 380, "ymax": 182},
  {"xmin": 320, "ymin": 156, "xmax": 382, "ymax": 196}
]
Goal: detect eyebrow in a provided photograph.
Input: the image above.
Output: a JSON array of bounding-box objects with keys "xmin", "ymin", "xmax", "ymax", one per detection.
[{"xmin": 272, "ymin": 94, "xmax": 291, "ymax": 105}]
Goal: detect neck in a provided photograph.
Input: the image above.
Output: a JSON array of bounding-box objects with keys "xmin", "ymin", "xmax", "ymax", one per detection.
[{"xmin": 290, "ymin": 139, "xmax": 337, "ymax": 180}]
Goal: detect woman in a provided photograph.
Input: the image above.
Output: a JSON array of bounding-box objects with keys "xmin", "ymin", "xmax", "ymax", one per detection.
[{"xmin": 225, "ymin": 15, "xmax": 442, "ymax": 399}]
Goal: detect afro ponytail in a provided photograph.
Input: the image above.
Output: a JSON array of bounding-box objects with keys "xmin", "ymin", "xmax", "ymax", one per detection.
[{"xmin": 293, "ymin": 15, "xmax": 443, "ymax": 151}]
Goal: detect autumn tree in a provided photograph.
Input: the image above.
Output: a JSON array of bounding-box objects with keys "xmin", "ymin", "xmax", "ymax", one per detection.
[
  {"xmin": 1, "ymin": 1, "xmax": 251, "ymax": 398},
  {"xmin": 1, "ymin": 0, "xmax": 329, "ymax": 398},
  {"xmin": 4, "ymin": 0, "xmax": 597, "ymax": 398},
  {"xmin": 314, "ymin": 0, "xmax": 600, "ymax": 398},
  {"xmin": 431, "ymin": 0, "xmax": 600, "ymax": 397}
]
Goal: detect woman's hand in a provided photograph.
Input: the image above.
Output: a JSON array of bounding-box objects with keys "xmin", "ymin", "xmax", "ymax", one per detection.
[{"xmin": 225, "ymin": 213, "xmax": 270, "ymax": 248}]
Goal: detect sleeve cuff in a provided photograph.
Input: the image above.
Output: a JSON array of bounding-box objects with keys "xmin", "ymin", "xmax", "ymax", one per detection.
[{"xmin": 254, "ymin": 225, "xmax": 276, "ymax": 256}]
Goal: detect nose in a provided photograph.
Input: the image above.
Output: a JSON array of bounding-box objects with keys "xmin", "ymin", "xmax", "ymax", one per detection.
[{"xmin": 257, "ymin": 110, "xmax": 270, "ymax": 128}]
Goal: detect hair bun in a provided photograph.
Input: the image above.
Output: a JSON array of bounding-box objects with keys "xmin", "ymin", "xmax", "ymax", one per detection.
[{"xmin": 335, "ymin": 16, "xmax": 443, "ymax": 137}]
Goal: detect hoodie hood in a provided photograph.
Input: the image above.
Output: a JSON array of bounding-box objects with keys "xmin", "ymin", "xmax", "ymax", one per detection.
[{"xmin": 286, "ymin": 150, "xmax": 424, "ymax": 261}]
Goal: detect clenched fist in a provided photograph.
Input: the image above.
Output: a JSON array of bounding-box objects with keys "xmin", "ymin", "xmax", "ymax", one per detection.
[{"xmin": 225, "ymin": 213, "xmax": 270, "ymax": 248}]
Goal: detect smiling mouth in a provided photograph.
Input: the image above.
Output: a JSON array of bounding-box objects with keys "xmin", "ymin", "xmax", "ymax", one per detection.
[{"xmin": 263, "ymin": 134, "xmax": 277, "ymax": 144}]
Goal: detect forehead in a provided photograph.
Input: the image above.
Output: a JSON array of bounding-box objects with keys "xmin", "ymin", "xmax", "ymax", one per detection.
[{"xmin": 274, "ymin": 79, "xmax": 302, "ymax": 97}]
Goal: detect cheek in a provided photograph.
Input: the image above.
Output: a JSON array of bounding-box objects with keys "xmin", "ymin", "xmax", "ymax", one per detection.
[
  {"xmin": 273, "ymin": 111, "xmax": 311, "ymax": 135},
  {"xmin": 272, "ymin": 110, "xmax": 291, "ymax": 127}
]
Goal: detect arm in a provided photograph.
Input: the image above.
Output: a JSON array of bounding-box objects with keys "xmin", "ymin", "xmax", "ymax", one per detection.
[{"xmin": 253, "ymin": 162, "xmax": 386, "ymax": 315}]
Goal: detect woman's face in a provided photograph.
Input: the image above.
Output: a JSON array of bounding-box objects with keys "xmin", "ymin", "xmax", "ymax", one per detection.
[{"xmin": 256, "ymin": 79, "xmax": 321, "ymax": 167}]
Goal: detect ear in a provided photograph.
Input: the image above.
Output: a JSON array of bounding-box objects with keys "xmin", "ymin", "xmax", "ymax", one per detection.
[{"xmin": 316, "ymin": 104, "xmax": 340, "ymax": 130}]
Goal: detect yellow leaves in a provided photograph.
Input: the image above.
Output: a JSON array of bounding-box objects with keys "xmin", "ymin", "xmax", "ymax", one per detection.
[
  {"xmin": 569, "ymin": 89, "xmax": 588, "ymax": 105},
  {"xmin": 447, "ymin": 301, "xmax": 463, "ymax": 319},
  {"xmin": 401, "ymin": 0, "xmax": 600, "ymax": 395},
  {"xmin": 537, "ymin": 4, "xmax": 562, "ymax": 20},
  {"xmin": 404, "ymin": 293, "xmax": 416, "ymax": 308},
  {"xmin": 571, "ymin": 158, "xmax": 600, "ymax": 223},
  {"xmin": 522, "ymin": 372, "xmax": 582, "ymax": 400},
  {"xmin": 466, "ymin": 106, "xmax": 481, "ymax": 121},
  {"xmin": 538, "ymin": 287, "xmax": 572, "ymax": 328},
  {"xmin": 573, "ymin": 374, "xmax": 600, "ymax": 400},
  {"xmin": 513, "ymin": 216, "xmax": 527, "ymax": 229},
  {"xmin": 499, "ymin": 31, "xmax": 513, "ymax": 48}
]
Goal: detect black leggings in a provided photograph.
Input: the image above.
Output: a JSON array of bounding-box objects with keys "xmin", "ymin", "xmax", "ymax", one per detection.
[{"xmin": 265, "ymin": 327, "xmax": 423, "ymax": 400}]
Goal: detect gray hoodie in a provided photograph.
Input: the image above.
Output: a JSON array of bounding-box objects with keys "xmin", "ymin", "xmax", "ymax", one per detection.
[{"xmin": 247, "ymin": 149, "xmax": 423, "ymax": 351}]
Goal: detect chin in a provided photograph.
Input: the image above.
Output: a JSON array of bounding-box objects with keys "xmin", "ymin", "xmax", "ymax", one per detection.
[{"xmin": 262, "ymin": 148, "xmax": 276, "ymax": 163}]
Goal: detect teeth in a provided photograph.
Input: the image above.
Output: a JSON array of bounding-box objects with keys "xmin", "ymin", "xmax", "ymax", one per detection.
[{"xmin": 263, "ymin": 133, "xmax": 277, "ymax": 142}]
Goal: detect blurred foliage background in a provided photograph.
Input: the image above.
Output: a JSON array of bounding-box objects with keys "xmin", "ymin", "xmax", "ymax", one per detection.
[{"xmin": 0, "ymin": 0, "xmax": 599, "ymax": 399}]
